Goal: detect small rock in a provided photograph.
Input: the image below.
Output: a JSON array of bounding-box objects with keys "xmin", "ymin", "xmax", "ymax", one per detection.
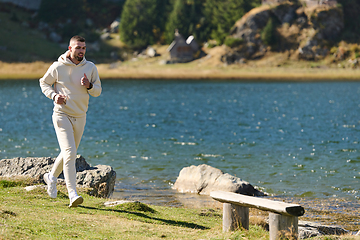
[
  {"xmin": 25, "ymin": 185, "xmax": 44, "ymax": 191},
  {"xmin": 146, "ymin": 47, "xmax": 157, "ymax": 58},
  {"xmin": 104, "ymin": 200, "xmax": 135, "ymax": 207},
  {"xmin": 110, "ymin": 20, "xmax": 120, "ymax": 33},
  {"xmin": 100, "ymin": 33, "xmax": 111, "ymax": 41}
]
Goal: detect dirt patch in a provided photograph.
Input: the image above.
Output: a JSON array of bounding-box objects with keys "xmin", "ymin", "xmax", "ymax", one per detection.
[{"xmin": 195, "ymin": 46, "xmax": 227, "ymax": 67}]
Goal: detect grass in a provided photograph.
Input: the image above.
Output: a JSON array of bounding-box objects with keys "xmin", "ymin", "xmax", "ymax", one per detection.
[
  {"xmin": 3, "ymin": 56, "xmax": 360, "ymax": 81},
  {"xmin": 0, "ymin": 180, "xmax": 268, "ymax": 240},
  {"xmin": 0, "ymin": 8, "xmax": 63, "ymax": 62},
  {"xmin": 0, "ymin": 179, "xmax": 358, "ymax": 240},
  {"xmin": 2, "ymin": 44, "xmax": 360, "ymax": 81}
]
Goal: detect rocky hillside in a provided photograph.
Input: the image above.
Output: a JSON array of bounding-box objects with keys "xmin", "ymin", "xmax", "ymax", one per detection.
[
  {"xmin": 221, "ymin": 2, "xmax": 354, "ymax": 67},
  {"xmin": 1, "ymin": 0, "xmax": 359, "ymax": 70}
]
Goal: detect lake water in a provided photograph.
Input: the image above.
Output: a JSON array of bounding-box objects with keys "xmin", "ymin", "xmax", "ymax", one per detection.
[{"xmin": 0, "ymin": 79, "xmax": 359, "ymax": 209}]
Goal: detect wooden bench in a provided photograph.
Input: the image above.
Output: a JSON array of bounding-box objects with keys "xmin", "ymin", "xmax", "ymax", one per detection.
[{"xmin": 210, "ymin": 191, "xmax": 305, "ymax": 240}]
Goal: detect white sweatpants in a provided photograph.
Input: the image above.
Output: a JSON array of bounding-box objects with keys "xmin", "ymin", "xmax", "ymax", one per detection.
[{"xmin": 51, "ymin": 112, "xmax": 86, "ymax": 196}]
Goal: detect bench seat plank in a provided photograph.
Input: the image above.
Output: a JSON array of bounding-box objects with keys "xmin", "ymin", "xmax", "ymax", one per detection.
[{"xmin": 210, "ymin": 191, "xmax": 305, "ymax": 217}]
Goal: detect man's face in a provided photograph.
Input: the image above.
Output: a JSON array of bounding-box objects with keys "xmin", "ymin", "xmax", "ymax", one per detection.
[{"xmin": 69, "ymin": 41, "xmax": 86, "ymax": 63}]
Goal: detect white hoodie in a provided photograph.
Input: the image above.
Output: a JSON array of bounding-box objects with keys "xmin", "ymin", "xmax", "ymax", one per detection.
[{"xmin": 39, "ymin": 51, "xmax": 102, "ymax": 117}]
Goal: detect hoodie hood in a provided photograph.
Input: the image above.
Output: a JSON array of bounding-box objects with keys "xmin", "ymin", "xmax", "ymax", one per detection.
[{"xmin": 58, "ymin": 50, "xmax": 87, "ymax": 66}]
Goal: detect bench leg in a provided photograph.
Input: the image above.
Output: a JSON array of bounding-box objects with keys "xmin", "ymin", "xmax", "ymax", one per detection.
[
  {"xmin": 269, "ymin": 213, "xmax": 298, "ymax": 240},
  {"xmin": 223, "ymin": 203, "xmax": 249, "ymax": 232}
]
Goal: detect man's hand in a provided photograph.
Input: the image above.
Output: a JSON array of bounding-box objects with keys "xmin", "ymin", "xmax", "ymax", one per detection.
[
  {"xmin": 54, "ymin": 94, "xmax": 67, "ymax": 105},
  {"xmin": 80, "ymin": 73, "xmax": 90, "ymax": 88}
]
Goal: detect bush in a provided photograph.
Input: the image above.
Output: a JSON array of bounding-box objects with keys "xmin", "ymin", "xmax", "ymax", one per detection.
[
  {"xmin": 261, "ymin": 17, "xmax": 276, "ymax": 47},
  {"xmin": 224, "ymin": 37, "xmax": 243, "ymax": 48}
]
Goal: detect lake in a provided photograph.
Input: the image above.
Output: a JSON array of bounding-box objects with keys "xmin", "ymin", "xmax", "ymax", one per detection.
[{"xmin": 0, "ymin": 79, "xmax": 359, "ymax": 212}]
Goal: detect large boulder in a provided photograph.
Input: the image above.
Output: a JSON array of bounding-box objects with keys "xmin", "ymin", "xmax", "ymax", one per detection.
[
  {"xmin": 223, "ymin": 2, "xmax": 344, "ymax": 63},
  {"xmin": 224, "ymin": 3, "xmax": 301, "ymax": 63},
  {"xmin": 172, "ymin": 164, "xmax": 265, "ymax": 196},
  {"xmin": 298, "ymin": 6, "xmax": 343, "ymax": 60},
  {"xmin": 0, "ymin": 155, "xmax": 116, "ymax": 198},
  {"xmin": 307, "ymin": 7, "xmax": 344, "ymax": 41},
  {"xmin": 224, "ymin": 6, "xmax": 272, "ymax": 63}
]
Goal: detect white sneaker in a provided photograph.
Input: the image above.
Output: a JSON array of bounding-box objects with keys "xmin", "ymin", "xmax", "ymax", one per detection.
[
  {"xmin": 69, "ymin": 195, "xmax": 83, "ymax": 208},
  {"xmin": 43, "ymin": 173, "xmax": 57, "ymax": 198}
]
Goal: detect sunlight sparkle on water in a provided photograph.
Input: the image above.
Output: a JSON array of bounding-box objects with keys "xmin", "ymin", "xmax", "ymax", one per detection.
[{"xmin": 0, "ymin": 80, "xmax": 359, "ymax": 203}]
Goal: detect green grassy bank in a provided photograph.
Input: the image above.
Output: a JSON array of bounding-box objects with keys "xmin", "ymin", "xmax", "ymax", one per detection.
[
  {"xmin": 0, "ymin": 179, "xmax": 267, "ymax": 240},
  {"xmin": 0, "ymin": 179, "xmax": 358, "ymax": 240}
]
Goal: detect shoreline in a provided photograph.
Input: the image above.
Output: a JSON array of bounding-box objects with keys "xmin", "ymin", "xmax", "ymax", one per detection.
[
  {"xmin": 1, "ymin": 61, "xmax": 360, "ymax": 81},
  {"xmin": 112, "ymin": 187, "xmax": 360, "ymax": 232}
]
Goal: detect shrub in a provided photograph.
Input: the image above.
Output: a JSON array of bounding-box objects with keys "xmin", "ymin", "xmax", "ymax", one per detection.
[
  {"xmin": 224, "ymin": 37, "xmax": 243, "ymax": 48},
  {"xmin": 261, "ymin": 17, "xmax": 277, "ymax": 47}
]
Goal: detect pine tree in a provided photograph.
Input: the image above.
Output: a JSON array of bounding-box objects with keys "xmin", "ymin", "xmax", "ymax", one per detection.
[
  {"xmin": 38, "ymin": 0, "xmax": 84, "ymax": 23},
  {"xmin": 165, "ymin": 0, "xmax": 191, "ymax": 43},
  {"xmin": 261, "ymin": 17, "xmax": 276, "ymax": 47},
  {"xmin": 164, "ymin": 0, "xmax": 208, "ymax": 43},
  {"xmin": 120, "ymin": 0, "xmax": 161, "ymax": 49},
  {"xmin": 204, "ymin": 0, "xmax": 261, "ymax": 44}
]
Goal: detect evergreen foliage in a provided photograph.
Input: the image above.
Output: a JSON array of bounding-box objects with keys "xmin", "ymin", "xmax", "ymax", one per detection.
[
  {"xmin": 38, "ymin": 0, "xmax": 124, "ymax": 25},
  {"xmin": 37, "ymin": 0, "xmax": 84, "ymax": 23},
  {"xmin": 165, "ymin": 0, "xmax": 190, "ymax": 43},
  {"xmin": 203, "ymin": 0, "xmax": 261, "ymax": 44},
  {"xmin": 224, "ymin": 37, "xmax": 244, "ymax": 48},
  {"xmin": 261, "ymin": 17, "xmax": 276, "ymax": 47},
  {"xmin": 165, "ymin": 0, "xmax": 208, "ymax": 44},
  {"xmin": 36, "ymin": 0, "xmax": 360, "ymax": 49},
  {"xmin": 37, "ymin": 0, "xmax": 124, "ymax": 40},
  {"xmin": 120, "ymin": 0, "xmax": 169, "ymax": 49},
  {"xmin": 338, "ymin": 0, "xmax": 360, "ymax": 42},
  {"xmin": 120, "ymin": 0, "xmax": 260, "ymax": 48}
]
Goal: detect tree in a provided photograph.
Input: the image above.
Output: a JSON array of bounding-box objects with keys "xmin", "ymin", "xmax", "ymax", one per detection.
[
  {"xmin": 164, "ymin": 0, "xmax": 208, "ymax": 43},
  {"xmin": 204, "ymin": 0, "xmax": 261, "ymax": 44},
  {"xmin": 37, "ymin": 0, "xmax": 85, "ymax": 23},
  {"xmin": 37, "ymin": 0, "xmax": 124, "ymax": 41},
  {"xmin": 120, "ymin": 0, "xmax": 168, "ymax": 49},
  {"xmin": 261, "ymin": 17, "xmax": 277, "ymax": 47},
  {"xmin": 338, "ymin": 0, "xmax": 360, "ymax": 42}
]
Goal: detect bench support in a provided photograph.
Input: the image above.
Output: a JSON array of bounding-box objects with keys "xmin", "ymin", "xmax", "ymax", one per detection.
[
  {"xmin": 269, "ymin": 213, "xmax": 298, "ymax": 240},
  {"xmin": 223, "ymin": 203, "xmax": 249, "ymax": 231},
  {"xmin": 222, "ymin": 203, "xmax": 299, "ymax": 240},
  {"xmin": 211, "ymin": 191, "xmax": 303, "ymax": 240}
]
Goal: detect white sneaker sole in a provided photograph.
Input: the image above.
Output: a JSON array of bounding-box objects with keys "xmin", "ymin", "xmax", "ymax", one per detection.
[{"xmin": 69, "ymin": 196, "xmax": 83, "ymax": 208}]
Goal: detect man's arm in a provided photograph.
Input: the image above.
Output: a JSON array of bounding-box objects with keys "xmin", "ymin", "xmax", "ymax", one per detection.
[
  {"xmin": 87, "ymin": 66, "xmax": 102, "ymax": 97},
  {"xmin": 39, "ymin": 63, "xmax": 58, "ymax": 100}
]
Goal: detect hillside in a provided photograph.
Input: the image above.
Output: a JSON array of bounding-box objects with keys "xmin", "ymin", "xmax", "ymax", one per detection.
[{"xmin": 1, "ymin": 2, "xmax": 360, "ymax": 80}]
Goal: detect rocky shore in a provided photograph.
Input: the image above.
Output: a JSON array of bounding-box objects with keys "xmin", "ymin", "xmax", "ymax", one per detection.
[
  {"xmin": 170, "ymin": 164, "xmax": 359, "ymax": 239},
  {"xmin": 0, "ymin": 157, "xmax": 358, "ymax": 238},
  {"xmin": 0, "ymin": 155, "xmax": 116, "ymax": 198}
]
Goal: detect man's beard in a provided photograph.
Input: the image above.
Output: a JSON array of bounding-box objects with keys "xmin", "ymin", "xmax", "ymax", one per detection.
[{"xmin": 75, "ymin": 55, "xmax": 84, "ymax": 62}]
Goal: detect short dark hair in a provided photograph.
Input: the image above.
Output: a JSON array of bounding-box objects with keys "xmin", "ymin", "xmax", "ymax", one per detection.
[{"xmin": 70, "ymin": 35, "xmax": 85, "ymax": 43}]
